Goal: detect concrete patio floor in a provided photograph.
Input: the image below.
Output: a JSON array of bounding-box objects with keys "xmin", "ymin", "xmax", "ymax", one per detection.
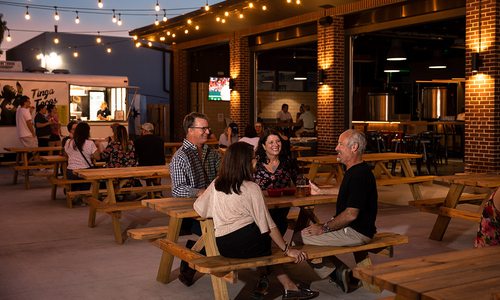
[{"xmin": 0, "ymin": 160, "xmax": 482, "ymax": 300}]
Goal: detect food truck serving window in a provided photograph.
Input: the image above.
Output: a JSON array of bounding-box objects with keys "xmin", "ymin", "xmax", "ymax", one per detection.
[{"xmin": 69, "ymin": 85, "xmax": 126, "ymax": 122}]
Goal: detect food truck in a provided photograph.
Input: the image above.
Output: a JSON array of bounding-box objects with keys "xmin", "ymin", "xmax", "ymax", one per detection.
[{"xmin": 0, "ymin": 71, "xmax": 132, "ymax": 153}]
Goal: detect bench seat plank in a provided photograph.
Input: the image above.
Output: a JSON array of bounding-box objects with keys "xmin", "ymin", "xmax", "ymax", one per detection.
[
  {"xmin": 185, "ymin": 232, "xmax": 408, "ymax": 274},
  {"xmin": 408, "ymin": 193, "xmax": 488, "ymax": 207},
  {"xmin": 128, "ymin": 226, "xmax": 169, "ymax": 240},
  {"xmin": 376, "ymin": 175, "xmax": 435, "ymax": 186}
]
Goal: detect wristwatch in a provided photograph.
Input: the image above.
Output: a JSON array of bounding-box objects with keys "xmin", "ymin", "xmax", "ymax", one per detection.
[{"xmin": 322, "ymin": 217, "xmax": 334, "ymax": 233}]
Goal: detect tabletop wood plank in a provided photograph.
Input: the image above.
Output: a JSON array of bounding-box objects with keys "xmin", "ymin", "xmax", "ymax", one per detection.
[
  {"xmin": 422, "ymin": 277, "xmax": 500, "ymax": 300},
  {"xmin": 74, "ymin": 165, "xmax": 169, "ymax": 180},
  {"xmin": 297, "ymin": 152, "xmax": 422, "ymax": 164},
  {"xmin": 4, "ymin": 146, "xmax": 62, "ymax": 153}
]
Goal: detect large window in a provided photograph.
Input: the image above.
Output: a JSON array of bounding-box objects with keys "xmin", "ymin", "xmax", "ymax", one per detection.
[{"xmin": 69, "ymin": 85, "xmax": 127, "ymax": 121}]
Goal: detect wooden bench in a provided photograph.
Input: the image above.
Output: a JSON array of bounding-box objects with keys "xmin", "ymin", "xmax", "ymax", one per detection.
[
  {"xmin": 67, "ymin": 184, "xmax": 171, "ymax": 202},
  {"xmin": 86, "ymin": 197, "xmax": 147, "ymax": 244},
  {"xmin": 127, "ymin": 226, "xmax": 169, "ymax": 240},
  {"xmin": 420, "ymin": 206, "xmax": 482, "ymax": 222},
  {"xmin": 408, "ymin": 193, "xmax": 488, "ymax": 208},
  {"xmin": 154, "ymin": 232, "xmax": 408, "ymax": 300},
  {"xmin": 376, "ymin": 175, "xmax": 435, "ymax": 186},
  {"xmin": 49, "ymin": 177, "xmax": 94, "ymax": 208}
]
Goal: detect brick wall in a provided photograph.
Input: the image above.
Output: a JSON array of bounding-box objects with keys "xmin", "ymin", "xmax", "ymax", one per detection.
[
  {"xmin": 230, "ymin": 34, "xmax": 251, "ymax": 136},
  {"xmin": 464, "ymin": 0, "xmax": 500, "ymax": 173},
  {"xmin": 317, "ymin": 16, "xmax": 345, "ymax": 154}
]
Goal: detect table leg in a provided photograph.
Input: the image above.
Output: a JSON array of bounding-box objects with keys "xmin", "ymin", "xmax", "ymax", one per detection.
[
  {"xmin": 157, "ymin": 216, "xmax": 182, "ymax": 283},
  {"xmin": 111, "ymin": 211, "xmax": 124, "ymax": 244},
  {"xmin": 200, "ymin": 219, "xmax": 229, "ymax": 300},
  {"xmin": 306, "ymin": 162, "xmax": 320, "ymax": 182},
  {"xmin": 429, "ymin": 183, "xmax": 464, "ymax": 241},
  {"xmin": 13, "ymin": 153, "xmax": 20, "ymax": 185},
  {"xmin": 400, "ymin": 158, "xmax": 424, "ymax": 201},
  {"xmin": 106, "ymin": 179, "xmax": 116, "ymax": 204},
  {"xmin": 353, "ymin": 251, "xmax": 380, "ymax": 292},
  {"xmin": 23, "ymin": 153, "xmax": 30, "ymax": 189},
  {"xmin": 88, "ymin": 181, "xmax": 101, "ymax": 227}
]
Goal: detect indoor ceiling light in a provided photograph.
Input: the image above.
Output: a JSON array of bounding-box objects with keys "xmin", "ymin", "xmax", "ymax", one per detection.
[
  {"xmin": 387, "ymin": 40, "xmax": 406, "ymax": 61},
  {"xmin": 294, "ymin": 70, "xmax": 307, "ymax": 81},
  {"xmin": 428, "ymin": 50, "xmax": 447, "ymax": 69}
]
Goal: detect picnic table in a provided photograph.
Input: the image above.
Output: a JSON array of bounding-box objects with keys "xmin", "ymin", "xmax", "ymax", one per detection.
[
  {"xmin": 142, "ymin": 194, "xmax": 337, "ymax": 284},
  {"xmin": 354, "ymin": 246, "xmax": 500, "ymax": 300},
  {"xmin": 164, "ymin": 140, "xmax": 220, "ymax": 161},
  {"xmin": 4, "ymin": 146, "xmax": 62, "ymax": 189},
  {"xmin": 421, "ymin": 173, "xmax": 500, "ymax": 241},
  {"xmin": 73, "ymin": 166, "xmax": 171, "ymax": 243},
  {"xmin": 297, "ymin": 152, "xmax": 432, "ymax": 201}
]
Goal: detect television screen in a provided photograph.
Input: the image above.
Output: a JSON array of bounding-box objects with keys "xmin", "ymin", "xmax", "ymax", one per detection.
[{"xmin": 208, "ymin": 77, "xmax": 231, "ymax": 101}]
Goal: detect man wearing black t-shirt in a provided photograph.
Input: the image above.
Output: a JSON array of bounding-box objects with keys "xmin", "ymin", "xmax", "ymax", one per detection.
[{"xmin": 296, "ymin": 129, "xmax": 378, "ymax": 293}]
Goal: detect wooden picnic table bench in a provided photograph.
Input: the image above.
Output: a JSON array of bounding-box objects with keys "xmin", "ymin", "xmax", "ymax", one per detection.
[
  {"xmin": 4, "ymin": 146, "xmax": 62, "ymax": 189},
  {"xmin": 419, "ymin": 173, "xmax": 500, "ymax": 241},
  {"xmin": 73, "ymin": 165, "xmax": 170, "ymax": 244},
  {"xmin": 354, "ymin": 246, "xmax": 500, "ymax": 300},
  {"xmin": 142, "ymin": 195, "xmax": 408, "ymax": 300}
]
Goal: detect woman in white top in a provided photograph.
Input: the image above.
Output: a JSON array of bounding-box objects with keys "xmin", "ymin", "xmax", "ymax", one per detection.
[
  {"xmin": 238, "ymin": 124, "xmax": 260, "ymax": 151},
  {"xmin": 194, "ymin": 142, "xmax": 319, "ymax": 300},
  {"xmin": 64, "ymin": 122, "xmax": 101, "ymax": 190},
  {"xmin": 218, "ymin": 122, "xmax": 239, "ymax": 148}
]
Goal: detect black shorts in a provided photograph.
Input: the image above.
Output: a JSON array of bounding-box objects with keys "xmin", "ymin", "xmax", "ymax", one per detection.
[{"xmin": 216, "ymin": 223, "xmax": 271, "ymax": 258}]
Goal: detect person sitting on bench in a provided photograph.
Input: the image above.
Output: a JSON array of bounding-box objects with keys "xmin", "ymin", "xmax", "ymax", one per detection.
[
  {"xmin": 295, "ymin": 129, "xmax": 378, "ymax": 293},
  {"xmin": 194, "ymin": 142, "xmax": 319, "ymax": 300}
]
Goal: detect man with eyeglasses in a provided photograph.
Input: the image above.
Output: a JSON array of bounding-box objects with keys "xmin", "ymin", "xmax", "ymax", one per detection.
[{"xmin": 169, "ymin": 111, "xmax": 220, "ymax": 287}]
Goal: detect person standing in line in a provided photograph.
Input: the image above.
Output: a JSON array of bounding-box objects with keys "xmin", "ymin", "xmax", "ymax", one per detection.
[
  {"xmin": 295, "ymin": 129, "xmax": 378, "ymax": 294},
  {"xmin": 169, "ymin": 112, "xmax": 220, "ymax": 286},
  {"xmin": 15, "ymin": 96, "xmax": 37, "ymax": 148},
  {"xmin": 47, "ymin": 104, "xmax": 62, "ymax": 146},
  {"xmin": 34, "ymin": 103, "xmax": 53, "ymax": 148}
]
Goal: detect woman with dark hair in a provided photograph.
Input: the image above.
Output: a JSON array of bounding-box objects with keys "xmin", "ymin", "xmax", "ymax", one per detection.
[
  {"xmin": 194, "ymin": 142, "xmax": 318, "ymax": 300},
  {"xmin": 64, "ymin": 122, "xmax": 101, "ymax": 191},
  {"xmin": 101, "ymin": 125, "xmax": 137, "ymax": 168},
  {"xmin": 254, "ymin": 129, "xmax": 298, "ymax": 235},
  {"xmin": 239, "ymin": 124, "xmax": 260, "ymax": 150},
  {"xmin": 218, "ymin": 122, "xmax": 239, "ymax": 148}
]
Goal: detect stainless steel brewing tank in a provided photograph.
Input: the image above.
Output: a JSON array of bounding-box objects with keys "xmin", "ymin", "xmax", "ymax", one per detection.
[
  {"xmin": 368, "ymin": 93, "xmax": 394, "ymax": 121},
  {"xmin": 421, "ymin": 87, "xmax": 447, "ymax": 119}
]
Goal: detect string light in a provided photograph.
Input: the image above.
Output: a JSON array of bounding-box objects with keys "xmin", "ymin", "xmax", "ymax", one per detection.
[
  {"xmin": 135, "ymin": 42, "xmax": 141, "ymax": 47},
  {"xmin": 75, "ymin": 11, "xmax": 80, "ymax": 24},
  {"xmin": 25, "ymin": 6, "xmax": 31, "ymax": 20},
  {"xmin": 287, "ymin": 0, "xmax": 292, "ymax": 3},
  {"xmin": 204, "ymin": 0, "xmax": 210, "ymax": 11},
  {"xmin": 154, "ymin": 15, "xmax": 159, "ymax": 26},
  {"xmin": 148, "ymin": 41, "xmax": 153, "ymax": 47},
  {"xmin": 216, "ymin": 16, "xmax": 220, "ymax": 22},
  {"xmin": 163, "ymin": 9, "xmax": 168, "ymax": 22},
  {"xmin": 249, "ymin": 2, "xmax": 254, "ymax": 8},
  {"xmin": 112, "ymin": 10, "xmax": 117, "ymax": 23},
  {"xmin": 73, "ymin": 48, "xmax": 79, "ymax": 57},
  {"xmin": 184, "ymin": 29, "xmax": 189, "ymax": 34},
  {"xmin": 296, "ymin": 0, "xmax": 301, "ymax": 4},
  {"xmin": 221, "ymin": 18, "xmax": 226, "ymax": 23},
  {"xmin": 172, "ymin": 33, "xmax": 176, "ymax": 38},
  {"xmin": 166, "ymin": 31, "xmax": 171, "ymax": 36},
  {"xmin": 195, "ymin": 25, "xmax": 199, "ymax": 30},
  {"xmin": 262, "ymin": 5, "xmax": 267, "ymax": 10},
  {"xmin": 159, "ymin": 36, "xmax": 165, "ymax": 41},
  {"xmin": 133, "ymin": 35, "xmax": 138, "ymax": 40},
  {"xmin": 96, "ymin": 32, "xmax": 102, "ymax": 44},
  {"xmin": 224, "ymin": 11, "xmax": 229, "ymax": 17},
  {"xmin": 187, "ymin": 19, "xmax": 192, "ymax": 25},
  {"xmin": 6, "ymin": 30, "xmax": 12, "ymax": 42},
  {"xmin": 106, "ymin": 47, "xmax": 112, "ymax": 53},
  {"xmin": 155, "ymin": 0, "xmax": 160, "ymax": 12},
  {"xmin": 239, "ymin": 13, "xmax": 244, "ymax": 19},
  {"xmin": 98, "ymin": 0, "xmax": 103, "ymax": 8},
  {"xmin": 53, "ymin": 37, "xmax": 59, "ymax": 44},
  {"xmin": 117, "ymin": 13, "xmax": 122, "ymax": 26},
  {"xmin": 54, "ymin": 7, "xmax": 60, "ymax": 21}
]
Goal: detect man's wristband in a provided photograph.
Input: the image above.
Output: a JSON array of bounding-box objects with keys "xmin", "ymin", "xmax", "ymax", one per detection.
[{"xmin": 322, "ymin": 218, "xmax": 334, "ymax": 233}]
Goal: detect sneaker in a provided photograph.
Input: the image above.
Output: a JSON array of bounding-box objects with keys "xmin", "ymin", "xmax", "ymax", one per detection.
[
  {"xmin": 178, "ymin": 260, "xmax": 196, "ymax": 287},
  {"xmin": 251, "ymin": 275, "xmax": 269, "ymax": 299},
  {"xmin": 329, "ymin": 264, "xmax": 350, "ymax": 293},
  {"xmin": 282, "ymin": 287, "xmax": 319, "ymax": 300}
]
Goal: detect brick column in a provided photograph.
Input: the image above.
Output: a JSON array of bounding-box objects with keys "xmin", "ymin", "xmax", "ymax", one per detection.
[
  {"xmin": 172, "ymin": 47, "xmax": 189, "ymax": 141},
  {"xmin": 229, "ymin": 34, "xmax": 251, "ymax": 136},
  {"xmin": 317, "ymin": 16, "xmax": 345, "ymax": 154},
  {"xmin": 464, "ymin": 0, "xmax": 500, "ymax": 172}
]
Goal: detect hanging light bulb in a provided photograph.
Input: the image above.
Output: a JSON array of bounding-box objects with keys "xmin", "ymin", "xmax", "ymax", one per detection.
[
  {"xmin": 148, "ymin": 41, "xmax": 153, "ymax": 47},
  {"xmin": 162, "ymin": 9, "xmax": 167, "ymax": 22},
  {"xmin": 184, "ymin": 29, "xmax": 189, "ymax": 34},
  {"xmin": 195, "ymin": 25, "xmax": 199, "ymax": 30},
  {"xmin": 262, "ymin": 5, "xmax": 267, "ymax": 11},
  {"xmin": 106, "ymin": 47, "xmax": 112, "ymax": 53},
  {"xmin": 96, "ymin": 32, "xmax": 102, "ymax": 44},
  {"xmin": 154, "ymin": 15, "xmax": 159, "ymax": 26},
  {"xmin": 54, "ymin": 37, "xmax": 59, "ymax": 44},
  {"xmin": 98, "ymin": 0, "xmax": 103, "ymax": 8},
  {"xmin": 75, "ymin": 11, "xmax": 80, "ymax": 24},
  {"xmin": 117, "ymin": 13, "xmax": 122, "ymax": 26},
  {"xmin": 159, "ymin": 36, "xmax": 165, "ymax": 41},
  {"xmin": 155, "ymin": 0, "xmax": 160, "ymax": 12},
  {"xmin": 216, "ymin": 16, "xmax": 220, "ymax": 22},
  {"xmin": 25, "ymin": 6, "xmax": 31, "ymax": 20},
  {"xmin": 224, "ymin": 11, "xmax": 229, "ymax": 17},
  {"xmin": 205, "ymin": 0, "xmax": 210, "ymax": 11},
  {"xmin": 221, "ymin": 18, "xmax": 226, "ymax": 23},
  {"xmin": 287, "ymin": 0, "xmax": 292, "ymax": 3},
  {"xmin": 133, "ymin": 35, "xmax": 138, "ymax": 40},
  {"xmin": 296, "ymin": 0, "xmax": 301, "ymax": 4},
  {"xmin": 172, "ymin": 33, "xmax": 176, "ymax": 38},
  {"xmin": 6, "ymin": 30, "xmax": 11, "ymax": 42},
  {"xmin": 239, "ymin": 13, "xmax": 244, "ymax": 19},
  {"xmin": 248, "ymin": 2, "xmax": 254, "ymax": 8},
  {"xmin": 54, "ymin": 7, "xmax": 60, "ymax": 21},
  {"xmin": 112, "ymin": 10, "xmax": 117, "ymax": 23},
  {"xmin": 187, "ymin": 19, "xmax": 192, "ymax": 25},
  {"xmin": 135, "ymin": 42, "xmax": 141, "ymax": 48},
  {"xmin": 166, "ymin": 31, "xmax": 171, "ymax": 36},
  {"xmin": 73, "ymin": 49, "xmax": 79, "ymax": 58}
]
